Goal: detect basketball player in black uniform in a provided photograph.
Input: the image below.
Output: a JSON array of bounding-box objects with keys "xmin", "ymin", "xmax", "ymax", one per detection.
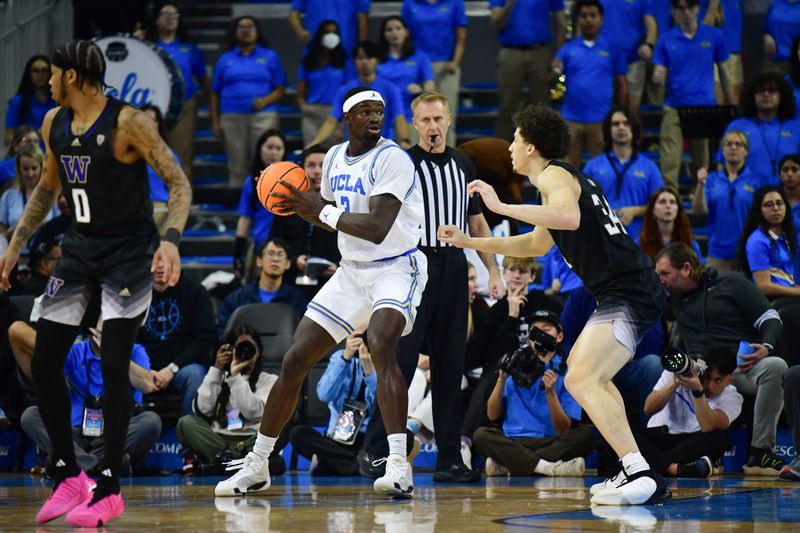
[
  {"xmin": 439, "ymin": 104, "xmax": 671, "ymax": 506},
  {"xmin": 0, "ymin": 40, "xmax": 191, "ymax": 526}
]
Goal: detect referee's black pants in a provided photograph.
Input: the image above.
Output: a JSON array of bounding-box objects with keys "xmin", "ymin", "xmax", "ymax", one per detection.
[{"xmin": 362, "ymin": 247, "xmax": 469, "ymax": 470}]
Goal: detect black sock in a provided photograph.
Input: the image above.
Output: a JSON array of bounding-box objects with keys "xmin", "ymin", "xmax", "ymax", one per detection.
[
  {"xmin": 54, "ymin": 460, "xmax": 82, "ymax": 484},
  {"xmin": 90, "ymin": 473, "xmax": 120, "ymax": 504},
  {"xmin": 31, "ymin": 320, "xmax": 81, "ymax": 478},
  {"xmin": 97, "ymin": 318, "xmax": 141, "ymax": 480}
]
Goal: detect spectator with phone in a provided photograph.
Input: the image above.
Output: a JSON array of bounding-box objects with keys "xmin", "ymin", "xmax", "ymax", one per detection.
[
  {"xmin": 176, "ymin": 325, "xmax": 283, "ymax": 475},
  {"xmin": 289, "ymin": 329, "xmax": 377, "ymax": 475}
]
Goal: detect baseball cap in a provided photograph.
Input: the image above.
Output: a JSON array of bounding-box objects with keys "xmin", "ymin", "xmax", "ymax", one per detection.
[{"xmin": 525, "ymin": 309, "xmax": 563, "ymax": 332}]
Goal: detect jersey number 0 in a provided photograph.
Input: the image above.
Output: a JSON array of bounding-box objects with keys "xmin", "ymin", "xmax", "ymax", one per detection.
[
  {"xmin": 591, "ymin": 194, "xmax": 626, "ymax": 236},
  {"xmin": 72, "ymin": 189, "xmax": 91, "ymax": 223}
]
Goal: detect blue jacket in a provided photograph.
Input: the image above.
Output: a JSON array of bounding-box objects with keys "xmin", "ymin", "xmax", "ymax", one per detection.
[
  {"xmin": 216, "ymin": 281, "xmax": 309, "ymax": 337},
  {"xmin": 317, "ymin": 349, "xmax": 377, "ymax": 436}
]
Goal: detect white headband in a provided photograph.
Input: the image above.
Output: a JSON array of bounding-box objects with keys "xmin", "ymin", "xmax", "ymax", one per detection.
[{"xmin": 342, "ymin": 90, "xmax": 385, "ymax": 113}]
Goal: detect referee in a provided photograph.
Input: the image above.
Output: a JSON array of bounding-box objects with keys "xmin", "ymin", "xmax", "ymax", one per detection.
[{"xmin": 358, "ymin": 92, "xmax": 505, "ymax": 482}]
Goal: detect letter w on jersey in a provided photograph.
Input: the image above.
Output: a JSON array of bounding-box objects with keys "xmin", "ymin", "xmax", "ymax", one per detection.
[{"xmin": 60, "ymin": 155, "xmax": 91, "ymax": 184}]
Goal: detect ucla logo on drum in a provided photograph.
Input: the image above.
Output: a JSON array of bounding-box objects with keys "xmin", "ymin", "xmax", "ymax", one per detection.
[
  {"xmin": 95, "ymin": 34, "xmax": 185, "ymax": 128},
  {"xmin": 107, "ymin": 73, "xmax": 152, "ymax": 108}
]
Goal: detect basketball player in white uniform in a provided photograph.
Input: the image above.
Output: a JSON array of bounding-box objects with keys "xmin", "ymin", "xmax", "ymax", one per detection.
[{"xmin": 216, "ymin": 87, "xmax": 427, "ymax": 498}]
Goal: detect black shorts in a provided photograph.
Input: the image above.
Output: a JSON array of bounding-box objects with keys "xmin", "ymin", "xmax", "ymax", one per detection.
[
  {"xmin": 38, "ymin": 227, "xmax": 159, "ymax": 326},
  {"xmin": 585, "ymin": 268, "xmax": 666, "ymax": 355}
]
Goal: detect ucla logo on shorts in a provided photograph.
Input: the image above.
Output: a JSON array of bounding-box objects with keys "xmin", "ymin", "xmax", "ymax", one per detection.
[
  {"xmin": 46, "ymin": 276, "xmax": 65, "ymax": 297},
  {"xmin": 781, "ymin": 130, "xmax": 793, "ymax": 138}
]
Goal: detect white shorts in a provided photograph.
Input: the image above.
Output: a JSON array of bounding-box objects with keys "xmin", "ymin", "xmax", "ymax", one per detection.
[{"xmin": 305, "ymin": 249, "xmax": 428, "ymax": 343}]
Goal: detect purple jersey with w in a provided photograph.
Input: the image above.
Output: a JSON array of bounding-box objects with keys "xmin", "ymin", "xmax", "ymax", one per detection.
[{"xmin": 49, "ymin": 98, "xmax": 155, "ymax": 236}]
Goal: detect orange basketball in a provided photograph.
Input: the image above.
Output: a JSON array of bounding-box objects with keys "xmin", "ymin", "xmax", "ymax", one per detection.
[{"xmin": 256, "ymin": 161, "xmax": 309, "ymax": 216}]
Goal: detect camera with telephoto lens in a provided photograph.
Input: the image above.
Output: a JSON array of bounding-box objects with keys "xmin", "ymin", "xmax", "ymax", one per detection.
[
  {"xmin": 498, "ymin": 327, "xmax": 559, "ymax": 388},
  {"xmin": 233, "ymin": 339, "xmax": 258, "ymax": 361},
  {"xmin": 660, "ymin": 348, "xmax": 708, "ymax": 378}
]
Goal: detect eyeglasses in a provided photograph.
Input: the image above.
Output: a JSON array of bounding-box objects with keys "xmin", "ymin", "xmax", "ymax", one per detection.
[
  {"xmin": 762, "ymin": 200, "xmax": 785, "ymax": 209},
  {"xmin": 724, "ymin": 141, "xmax": 745, "ymax": 148},
  {"xmin": 756, "ymin": 87, "xmax": 778, "ymax": 95},
  {"xmin": 264, "ymin": 251, "xmax": 287, "ymax": 259},
  {"xmin": 237, "ymin": 23, "xmax": 255, "ymax": 30}
]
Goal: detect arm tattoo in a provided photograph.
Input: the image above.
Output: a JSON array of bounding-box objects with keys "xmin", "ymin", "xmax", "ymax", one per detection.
[
  {"xmin": 123, "ymin": 110, "xmax": 192, "ymax": 232},
  {"xmin": 9, "ymin": 186, "xmax": 57, "ymax": 252}
]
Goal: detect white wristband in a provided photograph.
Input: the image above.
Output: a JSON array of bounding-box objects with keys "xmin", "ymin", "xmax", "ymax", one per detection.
[{"xmin": 319, "ymin": 204, "xmax": 344, "ymax": 229}]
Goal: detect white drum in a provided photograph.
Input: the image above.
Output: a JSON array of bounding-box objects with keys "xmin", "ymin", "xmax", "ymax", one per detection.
[{"xmin": 94, "ymin": 34, "xmax": 185, "ymax": 128}]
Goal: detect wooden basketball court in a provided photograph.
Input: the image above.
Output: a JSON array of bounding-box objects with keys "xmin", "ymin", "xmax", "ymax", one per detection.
[{"xmin": 0, "ymin": 473, "xmax": 797, "ymax": 531}]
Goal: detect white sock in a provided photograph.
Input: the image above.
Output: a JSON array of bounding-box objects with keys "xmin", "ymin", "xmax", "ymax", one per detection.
[
  {"xmin": 534, "ymin": 458, "xmax": 556, "ymax": 475},
  {"xmin": 387, "ymin": 433, "xmax": 406, "ymax": 458},
  {"xmin": 252, "ymin": 432, "xmax": 277, "ymax": 461},
  {"xmin": 621, "ymin": 451, "xmax": 650, "ymax": 475}
]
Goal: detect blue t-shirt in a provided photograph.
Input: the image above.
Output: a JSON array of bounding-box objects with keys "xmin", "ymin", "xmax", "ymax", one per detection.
[
  {"xmin": 148, "ymin": 149, "xmax": 183, "ymax": 203},
  {"xmin": 765, "ymin": 0, "xmax": 800, "ymax": 62},
  {"xmin": 787, "ymin": 74, "xmax": 800, "ymax": 113},
  {"xmin": 291, "ymin": 0, "xmax": 371, "ymax": 54},
  {"xmin": 699, "ymin": 0, "xmax": 743, "ymax": 54},
  {"xmin": 0, "ymin": 188, "xmax": 59, "ymax": 228},
  {"xmin": 582, "ymin": 151, "xmax": 664, "ymax": 239},
  {"xmin": 548, "ymin": 248, "xmax": 583, "ymax": 293},
  {"xmin": 555, "ymin": 36, "xmax": 627, "ymax": 124},
  {"xmin": 501, "ymin": 353, "xmax": 581, "ymax": 438},
  {"xmin": 652, "ymin": 0, "xmax": 673, "ymax": 36},
  {"xmin": 704, "ymin": 167, "xmax": 759, "ymax": 259},
  {"xmin": 259, "ymin": 288, "xmax": 278, "ymax": 302},
  {"xmin": 298, "ymin": 64, "xmax": 347, "ymax": 105},
  {"xmin": 156, "ymin": 39, "xmax": 207, "ymax": 101},
  {"xmin": 402, "ymin": 0, "xmax": 468, "ymax": 62},
  {"xmin": 211, "ymin": 46, "xmax": 288, "ymax": 115},
  {"xmin": 330, "ymin": 77, "xmax": 404, "ymax": 140},
  {"xmin": 65, "ymin": 340, "xmax": 151, "ymax": 427},
  {"xmin": 377, "ymin": 51, "xmax": 435, "ymax": 120},
  {"xmin": 653, "ymin": 24, "xmax": 728, "ymax": 107},
  {"xmin": 488, "ymin": 0, "xmax": 565, "ymax": 46},
  {"xmin": 5, "ymin": 93, "xmax": 57, "ymax": 130},
  {"xmin": 746, "ymin": 228, "xmax": 796, "ymax": 287},
  {"xmin": 722, "ymin": 117, "xmax": 800, "ymax": 183},
  {"xmin": 0, "ymin": 158, "xmax": 15, "ymax": 184},
  {"xmin": 600, "ymin": 0, "xmax": 655, "ymax": 64},
  {"xmin": 238, "ymin": 175, "xmax": 276, "ymax": 250}
]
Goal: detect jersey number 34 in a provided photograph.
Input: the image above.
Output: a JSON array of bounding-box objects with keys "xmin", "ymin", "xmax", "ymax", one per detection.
[{"xmin": 591, "ymin": 194, "xmax": 627, "ymax": 236}]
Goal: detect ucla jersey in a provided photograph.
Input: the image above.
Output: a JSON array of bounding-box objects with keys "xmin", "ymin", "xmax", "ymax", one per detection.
[{"xmin": 321, "ymin": 138, "xmax": 423, "ymax": 262}]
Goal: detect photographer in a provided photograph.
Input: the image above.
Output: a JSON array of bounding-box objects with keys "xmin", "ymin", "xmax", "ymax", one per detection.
[
  {"xmin": 473, "ymin": 310, "xmax": 594, "ymax": 477},
  {"xmin": 633, "ymin": 346, "xmax": 743, "ymax": 478},
  {"xmin": 176, "ymin": 326, "xmax": 283, "ymax": 474},
  {"xmin": 289, "ymin": 330, "xmax": 377, "ymax": 476},
  {"xmin": 656, "ymin": 242, "xmax": 788, "ymax": 475}
]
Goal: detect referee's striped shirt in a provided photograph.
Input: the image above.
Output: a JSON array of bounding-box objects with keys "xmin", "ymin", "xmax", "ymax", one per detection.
[{"xmin": 407, "ymin": 145, "xmax": 483, "ymax": 248}]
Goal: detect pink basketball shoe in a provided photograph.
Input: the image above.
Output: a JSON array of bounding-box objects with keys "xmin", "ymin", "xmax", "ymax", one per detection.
[
  {"xmin": 35, "ymin": 470, "xmax": 95, "ymax": 524},
  {"xmin": 65, "ymin": 490, "xmax": 125, "ymax": 527}
]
